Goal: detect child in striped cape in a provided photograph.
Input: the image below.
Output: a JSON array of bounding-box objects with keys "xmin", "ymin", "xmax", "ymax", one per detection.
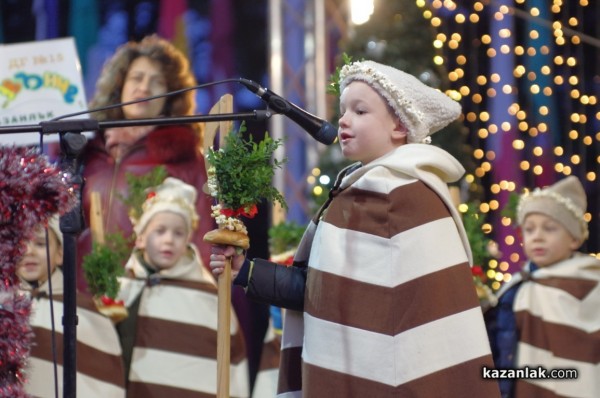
[
  {"xmin": 116, "ymin": 177, "xmax": 250, "ymax": 397},
  {"xmin": 486, "ymin": 176, "xmax": 600, "ymax": 398},
  {"xmin": 17, "ymin": 216, "xmax": 126, "ymax": 397},
  {"xmin": 209, "ymin": 60, "xmax": 501, "ymax": 397}
]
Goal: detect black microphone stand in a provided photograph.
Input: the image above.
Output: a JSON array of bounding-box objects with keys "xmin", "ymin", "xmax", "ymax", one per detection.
[
  {"xmin": 57, "ymin": 131, "xmax": 87, "ymax": 398},
  {"xmin": 0, "ymin": 109, "xmax": 270, "ymax": 398}
]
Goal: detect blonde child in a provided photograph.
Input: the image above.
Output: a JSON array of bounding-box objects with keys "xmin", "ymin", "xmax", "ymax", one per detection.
[
  {"xmin": 486, "ymin": 176, "xmax": 600, "ymax": 398},
  {"xmin": 116, "ymin": 177, "xmax": 249, "ymax": 397},
  {"xmin": 210, "ymin": 60, "xmax": 500, "ymax": 397},
  {"xmin": 17, "ymin": 216, "xmax": 125, "ymax": 397}
]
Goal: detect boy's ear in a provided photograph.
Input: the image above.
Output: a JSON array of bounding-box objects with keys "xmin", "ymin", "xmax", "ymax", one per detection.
[
  {"xmin": 569, "ymin": 236, "xmax": 583, "ymax": 251},
  {"xmin": 392, "ymin": 117, "xmax": 408, "ymax": 140}
]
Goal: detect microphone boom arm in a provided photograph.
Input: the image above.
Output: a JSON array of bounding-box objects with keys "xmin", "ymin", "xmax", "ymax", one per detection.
[{"xmin": 0, "ymin": 110, "xmax": 272, "ymax": 135}]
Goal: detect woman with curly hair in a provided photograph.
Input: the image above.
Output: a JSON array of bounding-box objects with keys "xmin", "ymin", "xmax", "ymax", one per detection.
[{"xmin": 77, "ymin": 35, "xmax": 215, "ymax": 293}]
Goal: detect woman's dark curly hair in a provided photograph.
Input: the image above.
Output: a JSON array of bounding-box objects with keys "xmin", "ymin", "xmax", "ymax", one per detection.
[{"xmin": 89, "ymin": 35, "xmax": 201, "ymax": 135}]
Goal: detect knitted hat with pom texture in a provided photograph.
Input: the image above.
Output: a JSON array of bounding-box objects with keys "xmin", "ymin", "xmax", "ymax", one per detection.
[
  {"xmin": 133, "ymin": 177, "xmax": 199, "ymax": 237},
  {"xmin": 339, "ymin": 60, "xmax": 462, "ymax": 144},
  {"xmin": 517, "ymin": 176, "xmax": 588, "ymax": 243}
]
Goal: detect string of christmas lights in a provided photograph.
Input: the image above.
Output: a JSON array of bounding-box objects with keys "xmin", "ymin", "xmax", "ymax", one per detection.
[{"xmin": 422, "ymin": 0, "xmax": 599, "ymax": 289}]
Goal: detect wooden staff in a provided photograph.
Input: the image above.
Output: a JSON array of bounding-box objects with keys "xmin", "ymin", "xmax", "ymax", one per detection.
[
  {"xmin": 203, "ymin": 94, "xmax": 234, "ymax": 398},
  {"xmin": 217, "ymin": 257, "xmax": 232, "ymax": 397},
  {"xmin": 203, "ymin": 229, "xmax": 249, "ymax": 397},
  {"xmin": 89, "ymin": 191, "xmax": 105, "ymax": 245}
]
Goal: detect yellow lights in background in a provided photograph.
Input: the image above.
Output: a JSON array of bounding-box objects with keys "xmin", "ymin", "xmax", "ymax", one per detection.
[
  {"xmin": 308, "ymin": 167, "xmax": 322, "ymax": 197},
  {"xmin": 416, "ymin": 0, "xmax": 600, "ymax": 265},
  {"xmin": 512, "ymin": 139, "xmax": 525, "ymax": 150},
  {"xmin": 505, "ymin": 235, "xmax": 515, "ymax": 246},
  {"xmin": 487, "ymin": 258, "xmax": 514, "ymax": 290},
  {"xmin": 308, "ymin": 167, "xmax": 332, "ymax": 198}
]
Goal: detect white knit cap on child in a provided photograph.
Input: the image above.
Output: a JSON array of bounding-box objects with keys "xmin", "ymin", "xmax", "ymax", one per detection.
[
  {"xmin": 133, "ymin": 177, "xmax": 199, "ymax": 237},
  {"xmin": 517, "ymin": 176, "xmax": 588, "ymax": 243},
  {"xmin": 338, "ymin": 60, "xmax": 462, "ymax": 144}
]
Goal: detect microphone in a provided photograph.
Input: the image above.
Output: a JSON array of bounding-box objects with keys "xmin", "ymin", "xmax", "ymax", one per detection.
[{"xmin": 239, "ymin": 78, "xmax": 338, "ymax": 145}]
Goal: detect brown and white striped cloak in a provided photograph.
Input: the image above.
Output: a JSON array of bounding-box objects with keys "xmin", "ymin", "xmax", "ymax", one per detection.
[
  {"xmin": 277, "ymin": 144, "xmax": 500, "ymax": 397},
  {"xmin": 497, "ymin": 254, "xmax": 600, "ymax": 397},
  {"xmin": 118, "ymin": 245, "xmax": 250, "ymax": 397},
  {"xmin": 22, "ymin": 268, "xmax": 126, "ymax": 397}
]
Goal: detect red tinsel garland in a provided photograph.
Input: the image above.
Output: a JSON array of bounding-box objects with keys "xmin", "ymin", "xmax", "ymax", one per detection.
[{"xmin": 0, "ymin": 146, "xmax": 75, "ymax": 397}]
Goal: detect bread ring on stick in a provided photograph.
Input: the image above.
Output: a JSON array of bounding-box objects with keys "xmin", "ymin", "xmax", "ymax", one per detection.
[
  {"xmin": 204, "ymin": 228, "xmax": 250, "ymax": 250},
  {"xmin": 93, "ymin": 297, "xmax": 128, "ymax": 323}
]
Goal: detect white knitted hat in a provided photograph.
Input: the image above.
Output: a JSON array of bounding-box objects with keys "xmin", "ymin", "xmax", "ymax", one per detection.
[
  {"xmin": 133, "ymin": 177, "xmax": 199, "ymax": 237},
  {"xmin": 517, "ymin": 176, "xmax": 588, "ymax": 243},
  {"xmin": 339, "ymin": 60, "xmax": 462, "ymax": 143}
]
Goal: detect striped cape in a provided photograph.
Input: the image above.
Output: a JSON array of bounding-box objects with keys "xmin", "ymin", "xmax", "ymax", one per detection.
[
  {"xmin": 500, "ymin": 254, "xmax": 600, "ymax": 397},
  {"xmin": 119, "ymin": 246, "xmax": 250, "ymax": 397},
  {"xmin": 277, "ymin": 144, "xmax": 500, "ymax": 397},
  {"xmin": 22, "ymin": 268, "xmax": 126, "ymax": 397}
]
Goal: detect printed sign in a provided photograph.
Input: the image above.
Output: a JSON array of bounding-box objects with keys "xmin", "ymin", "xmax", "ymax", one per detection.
[{"xmin": 0, "ymin": 37, "xmax": 90, "ymax": 146}]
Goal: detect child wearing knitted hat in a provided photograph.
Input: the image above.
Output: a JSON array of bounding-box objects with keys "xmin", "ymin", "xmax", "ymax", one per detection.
[
  {"xmin": 115, "ymin": 177, "xmax": 249, "ymax": 397},
  {"xmin": 486, "ymin": 176, "xmax": 600, "ymax": 398},
  {"xmin": 209, "ymin": 60, "xmax": 500, "ymax": 397},
  {"xmin": 16, "ymin": 216, "xmax": 126, "ymax": 397}
]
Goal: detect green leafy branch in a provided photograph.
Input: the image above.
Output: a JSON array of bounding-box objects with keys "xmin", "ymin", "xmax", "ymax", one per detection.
[
  {"xmin": 118, "ymin": 165, "xmax": 168, "ymax": 223},
  {"xmin": 82, "ymin": 232, "xmax": 131, "ymax": 298},
  {"xmin": 327, "ymin": 53, "xmax": 355, "ymax": 96},
  {"xmin": 206, "ymin": 126, "xmax": 287, "ymax": 212}
]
